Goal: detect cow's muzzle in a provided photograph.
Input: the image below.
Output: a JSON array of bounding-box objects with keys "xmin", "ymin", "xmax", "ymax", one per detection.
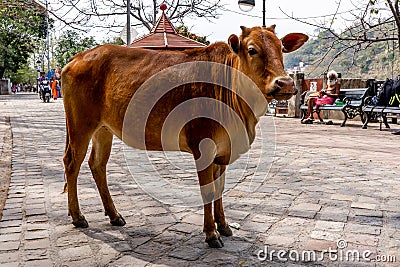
[{"xmin": 267, "ymin": 77, "xmax": 297, "ymax": 100}]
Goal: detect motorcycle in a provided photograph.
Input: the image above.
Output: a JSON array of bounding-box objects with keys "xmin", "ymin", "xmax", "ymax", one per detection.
[{"xmin": 39, "ymin": 80, "xmax": 51, "ymax": 103}]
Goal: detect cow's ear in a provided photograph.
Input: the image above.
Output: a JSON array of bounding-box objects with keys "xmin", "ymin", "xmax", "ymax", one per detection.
[
  {"xmin": 281, "ymin": 33, "xmax": 309, "ymax": 53},
  {"xmin": 266, "ymin": 24, "xmax": 276, "ymax": 33},
  {"xmin": 228, "ymin": 34, "xmax": 240, "ymax": 54},
  {"xmin": 240, "ymin": 26, "xmax": 251, "ymax": 37}
]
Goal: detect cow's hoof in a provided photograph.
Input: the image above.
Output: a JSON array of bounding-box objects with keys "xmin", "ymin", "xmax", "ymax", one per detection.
[
  {"xmin": 207, "ymin": 237, "xmax": 224, "ymax": 248},
  {"xmin": 110, "ymin": 215, "xmax": 126, "ymax": 226},
  {"xmin": 72, "ymin": 217, "xmax": 88, "ymax": 228},
  {"xmin": 218, "ymin": 224, "xmax": 233, "ymax": 237}
]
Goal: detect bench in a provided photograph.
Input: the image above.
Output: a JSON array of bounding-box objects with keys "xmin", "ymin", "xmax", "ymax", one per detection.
[
  {"xmin": 268, "ymin": 99, "xmax": 288, "ymax": 116},
  {"xmin": 362, "ymin": 97, "xmax": 400, "ymax": 130},
  {"xmin": 300, "ymin": 88, "xmax": 369, "ymax": 126}
]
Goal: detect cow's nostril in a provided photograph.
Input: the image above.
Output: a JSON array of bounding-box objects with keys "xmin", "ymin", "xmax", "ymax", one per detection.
[{"xmin": 275, "ymin": 80, "xmax": 284, "ymax": 88}]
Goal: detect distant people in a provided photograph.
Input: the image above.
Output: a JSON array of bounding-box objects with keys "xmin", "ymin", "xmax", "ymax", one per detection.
[
  {"xmin": 37, "ymin": 71, "xmax": 49, "ymax": 100},
  {"xmin": 303, "ymin": 70, "xmax": 341, "ymax": 124},
  {"xmin": 50, "ymin": 76, "xmax": 58, "ymax": 100},
  {"xmin": 54, "ymin": 67, "xmax": 62, "ymax": 98}
]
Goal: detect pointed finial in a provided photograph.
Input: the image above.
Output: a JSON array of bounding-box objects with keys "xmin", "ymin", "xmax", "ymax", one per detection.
[{"xmin": 160, "ymin": 3, "xmax": 167, "ymax": 11}]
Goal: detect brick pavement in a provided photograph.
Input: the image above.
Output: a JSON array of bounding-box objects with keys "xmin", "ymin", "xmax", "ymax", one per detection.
[{"xmin": 0, "ymin": 93, "xmax": 400, "ymax": 266}]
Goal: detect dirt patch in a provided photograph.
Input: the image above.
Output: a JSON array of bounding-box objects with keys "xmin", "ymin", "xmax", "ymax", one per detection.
[{"xmin": 0, "ymin": 116, "xmax": 12, "ymax": 220}]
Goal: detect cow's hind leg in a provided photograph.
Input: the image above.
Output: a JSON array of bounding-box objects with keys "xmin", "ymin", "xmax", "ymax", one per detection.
[
  {"xmin": 88, "ymin": 126, "xmax": 126, "ymax": 226},
  {"xmin": 64, "ymin": 128, "xmax": 92, "ymax": 228},
  {"xmin": 213, "ymin": 164, "xmax": 232, "ymax": 237}
]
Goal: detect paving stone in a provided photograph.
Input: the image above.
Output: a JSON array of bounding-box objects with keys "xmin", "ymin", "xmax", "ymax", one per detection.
[
  {"xmin": 310, "ymin": 230, "xmax": 342, "ymax": 242},
  {"xmin": 251, "ymin": 214, "xmax": 280, "ymax": 224},
  {"xmin": 0, "ymin": 262, "xmax": 19, "ymax": 267},
  {"xmin": 169, "ymin": 246, "xmax": 205, "ymax": 261},
  {"xmin": 344, "ymin": 233, "xmax": 379, "ymax": 246},
  {"xmin": 23, "ymin": 238, "xmax": 51, "ymax": 250},
  {"xmin": 96, "ymin": 243, "xmax": 121, "ymax": 266},
  {"xmin": 58, "ymin": 245, "xmax": 92, "ymax": 261},
  {"xmin": 352, "ymin": 216, "xmax": 383, "ymax": 227},
  {"xmin": 352, "ymin": 208, "xmax": 383, "ymax": 218},
  {"xmin": 24, "ymin": 259, "xmax": 54, "ymax": 267},
  {"xmin": 168, "ymin": 223, "xmax": 199, "ymax": 234},
  {"xmin": 0, "ymin": 233, "xmax": 20, "ymax": 242},
  {"xmin": 153, "ymin": 230, "xmax": 188, "ymax": 245},
  {"xmin": 0, "ymin": 226, "xmax": 21, "ymax": 234},
  {"xmin": 24, "ymin": 230, "xmax": 48, "ymax": 240},
  {"xmin": 314, "ymin": 221, "xmax": 345, "ymax": 232},
  {"xmin": 242, "ymin": 220, "xmax": 273, "ymax": 233},
  {"xmin": 24, "ymin": 249, "xmax": 48, "ymax": 261},
  {"xmin": 345, "ymin": 223, "xmax": 381, "ymax": 236},
  {"xmin": 0, "ymin": 220, "xmax": 22, "ymax": 228},
  {"xmin": 224, "ymin": 209, "xmax": 250, "ymax": 221},
  {"xmin": 134, "ymin": 241, "xmax": 171, "ymax": 256},
  {"xmin": 259, "ymin": 234, "xmax": 298, "ymax": 248},
  {"xmin": 141, "ymin": 207, "xmax": 169, "ymax": 216},
  {"xmin": 59, "ymin": 258, "xmax": 96, "ymax": 267},
  {"xmin": 109, "ymin": 255, "xmax": 151, "ymax": 267},
  {"xmin": 0, "ymin": 252, "xmax": 19, "ymax": 263},
  {"xmin": 302, "ymin": 239, "xmax": 337, "ymax": 252},
  {"xmin": 181, "ymin": 214, "xmax": 203, "ymax": 226},
  {"xmin": 351, "ymin": 202, "xmax": 377, "ymax": 210}
]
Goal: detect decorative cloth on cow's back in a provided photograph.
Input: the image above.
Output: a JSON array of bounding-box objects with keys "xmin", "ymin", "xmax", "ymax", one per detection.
[{"xmin": 372, "ymin": 78, "xmax": 400, "ymax": 107}]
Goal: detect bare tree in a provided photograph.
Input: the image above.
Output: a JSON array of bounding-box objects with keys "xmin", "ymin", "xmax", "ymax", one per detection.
[
  {"xmin": 281, "ymin": 0, "xmax": 399, "ymax": 75},
  {"xmin": 43, "ymin": 0, "xmax": 222, "ymax": 34}
]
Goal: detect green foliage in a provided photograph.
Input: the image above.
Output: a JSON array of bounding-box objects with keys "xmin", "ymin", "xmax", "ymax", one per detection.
[
  {"xmin": 284, "ymin": 29, "xmax": 399, "ymax": 79},
  {"xmin": 176, "ymin": 25, "xmax": 210, "ymax": 45},
  {"xmin": 101, "ymin": 36, "xmax": 125, "ymax": 46},
  {"xmin": 54, "ymin": 30, "xmax": 98, "ymax": 68},
  {"xmin": 0, "ymin": 0, "xmax": 50, "ymax": 79},
  {"xmin": 5, "ymin": 62, "xmax": 37, "ymax": 85}
]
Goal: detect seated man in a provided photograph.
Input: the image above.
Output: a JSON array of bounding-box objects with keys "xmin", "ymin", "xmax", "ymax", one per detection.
[{"xmin": 303, "ymin": 70, "xmax": 341, "ymax": 124}]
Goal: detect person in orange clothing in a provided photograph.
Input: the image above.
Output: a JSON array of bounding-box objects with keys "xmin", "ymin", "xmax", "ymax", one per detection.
[{"xmin": 50, "ymin": 76, "xmax": 58, "ymax": 100}]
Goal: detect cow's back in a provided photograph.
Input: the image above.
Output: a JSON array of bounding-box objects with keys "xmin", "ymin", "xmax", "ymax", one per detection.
[{"xmin": 62, "ymin": 45, "xmax": 186, "ymax": 135}]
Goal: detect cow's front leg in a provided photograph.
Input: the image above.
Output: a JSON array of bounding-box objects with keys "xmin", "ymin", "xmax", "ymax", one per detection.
[
  {"xmin": 213, "ymin": 164, "xmax": 232, "ymax": 237},
  {"xmin": 196, "ymin": 166, "xmax": 223, "ymax": 247},
  {"xmin": 194, "ymin": 139, "xmax": 223, "ymax": 248}
]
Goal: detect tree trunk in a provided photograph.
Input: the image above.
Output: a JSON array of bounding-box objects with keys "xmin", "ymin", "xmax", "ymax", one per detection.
[{"xmin": 0, "ymin": 67, "xmax": 5, "ymax": 80}]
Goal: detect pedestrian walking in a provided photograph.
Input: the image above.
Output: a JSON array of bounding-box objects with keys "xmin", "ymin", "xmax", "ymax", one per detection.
[{"xmin": 50, "ymin": 76, "xmax": 58, "ymax": 100}]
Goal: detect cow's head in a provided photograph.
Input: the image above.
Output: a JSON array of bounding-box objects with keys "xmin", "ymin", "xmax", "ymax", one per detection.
[{"xmin": 228, "ymin": 25, "xmax": 308, "ymax": 101}]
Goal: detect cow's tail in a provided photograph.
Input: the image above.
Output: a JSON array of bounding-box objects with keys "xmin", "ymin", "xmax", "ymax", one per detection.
[{"xmin": 62, "ymin": 119, "xmax": 69, "ymax": 194}]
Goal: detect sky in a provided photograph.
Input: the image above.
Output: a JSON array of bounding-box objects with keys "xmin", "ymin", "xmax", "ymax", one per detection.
[
  {"xmin": 55, "ymin": 0, "xmax": 360, "ymax": 43},
  {"xmin": 184, "ymin": 0, "xmax": 357, "ymax": 42},
  {"xmin": 46, "ymin": 0, "xmax": 388, "ymax": 45}
]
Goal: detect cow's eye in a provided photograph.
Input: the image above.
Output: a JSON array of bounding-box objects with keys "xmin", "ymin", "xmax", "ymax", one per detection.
[{"xmin": 248, "ymin": 47, "xmax": 258, "ymax": 56}]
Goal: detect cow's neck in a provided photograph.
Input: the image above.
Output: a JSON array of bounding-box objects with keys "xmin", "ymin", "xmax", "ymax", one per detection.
[{"xmin": 186, "ymin": 43, "xmax": 259, "ymax": 145}]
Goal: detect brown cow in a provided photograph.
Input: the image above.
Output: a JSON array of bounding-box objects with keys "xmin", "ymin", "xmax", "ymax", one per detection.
[{"xmin": 62, "ymin": 25, "xmax": 308, "ymax": 248}]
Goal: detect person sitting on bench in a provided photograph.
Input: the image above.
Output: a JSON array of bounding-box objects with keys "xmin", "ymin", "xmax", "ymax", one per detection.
[{"xmin": 303, "ymin": 70, "xmax": 341, "ymax": 124}]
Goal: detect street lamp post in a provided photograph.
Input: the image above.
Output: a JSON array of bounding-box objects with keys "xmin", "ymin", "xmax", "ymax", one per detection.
[
  {"xmin": 238, "ymin": 0, "xmax": 266, "ymax": 28},
  {"xmin": 126, "ymin": 0, "xmax": 131, "ymax": 47},
  {"xmin": 45, "ymin": 0, "xmax": 50, "ymax": 73}
]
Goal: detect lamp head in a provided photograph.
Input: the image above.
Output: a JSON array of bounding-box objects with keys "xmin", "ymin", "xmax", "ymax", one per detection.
[{"xmin": 238, "ymin": 0, "xmax": 255, "ymax": 12}]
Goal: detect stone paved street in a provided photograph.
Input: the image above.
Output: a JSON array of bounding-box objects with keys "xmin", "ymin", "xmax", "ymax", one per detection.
[{"xmin": 0, "ymin": 93, "xmax": 400, "ymax": 266}]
